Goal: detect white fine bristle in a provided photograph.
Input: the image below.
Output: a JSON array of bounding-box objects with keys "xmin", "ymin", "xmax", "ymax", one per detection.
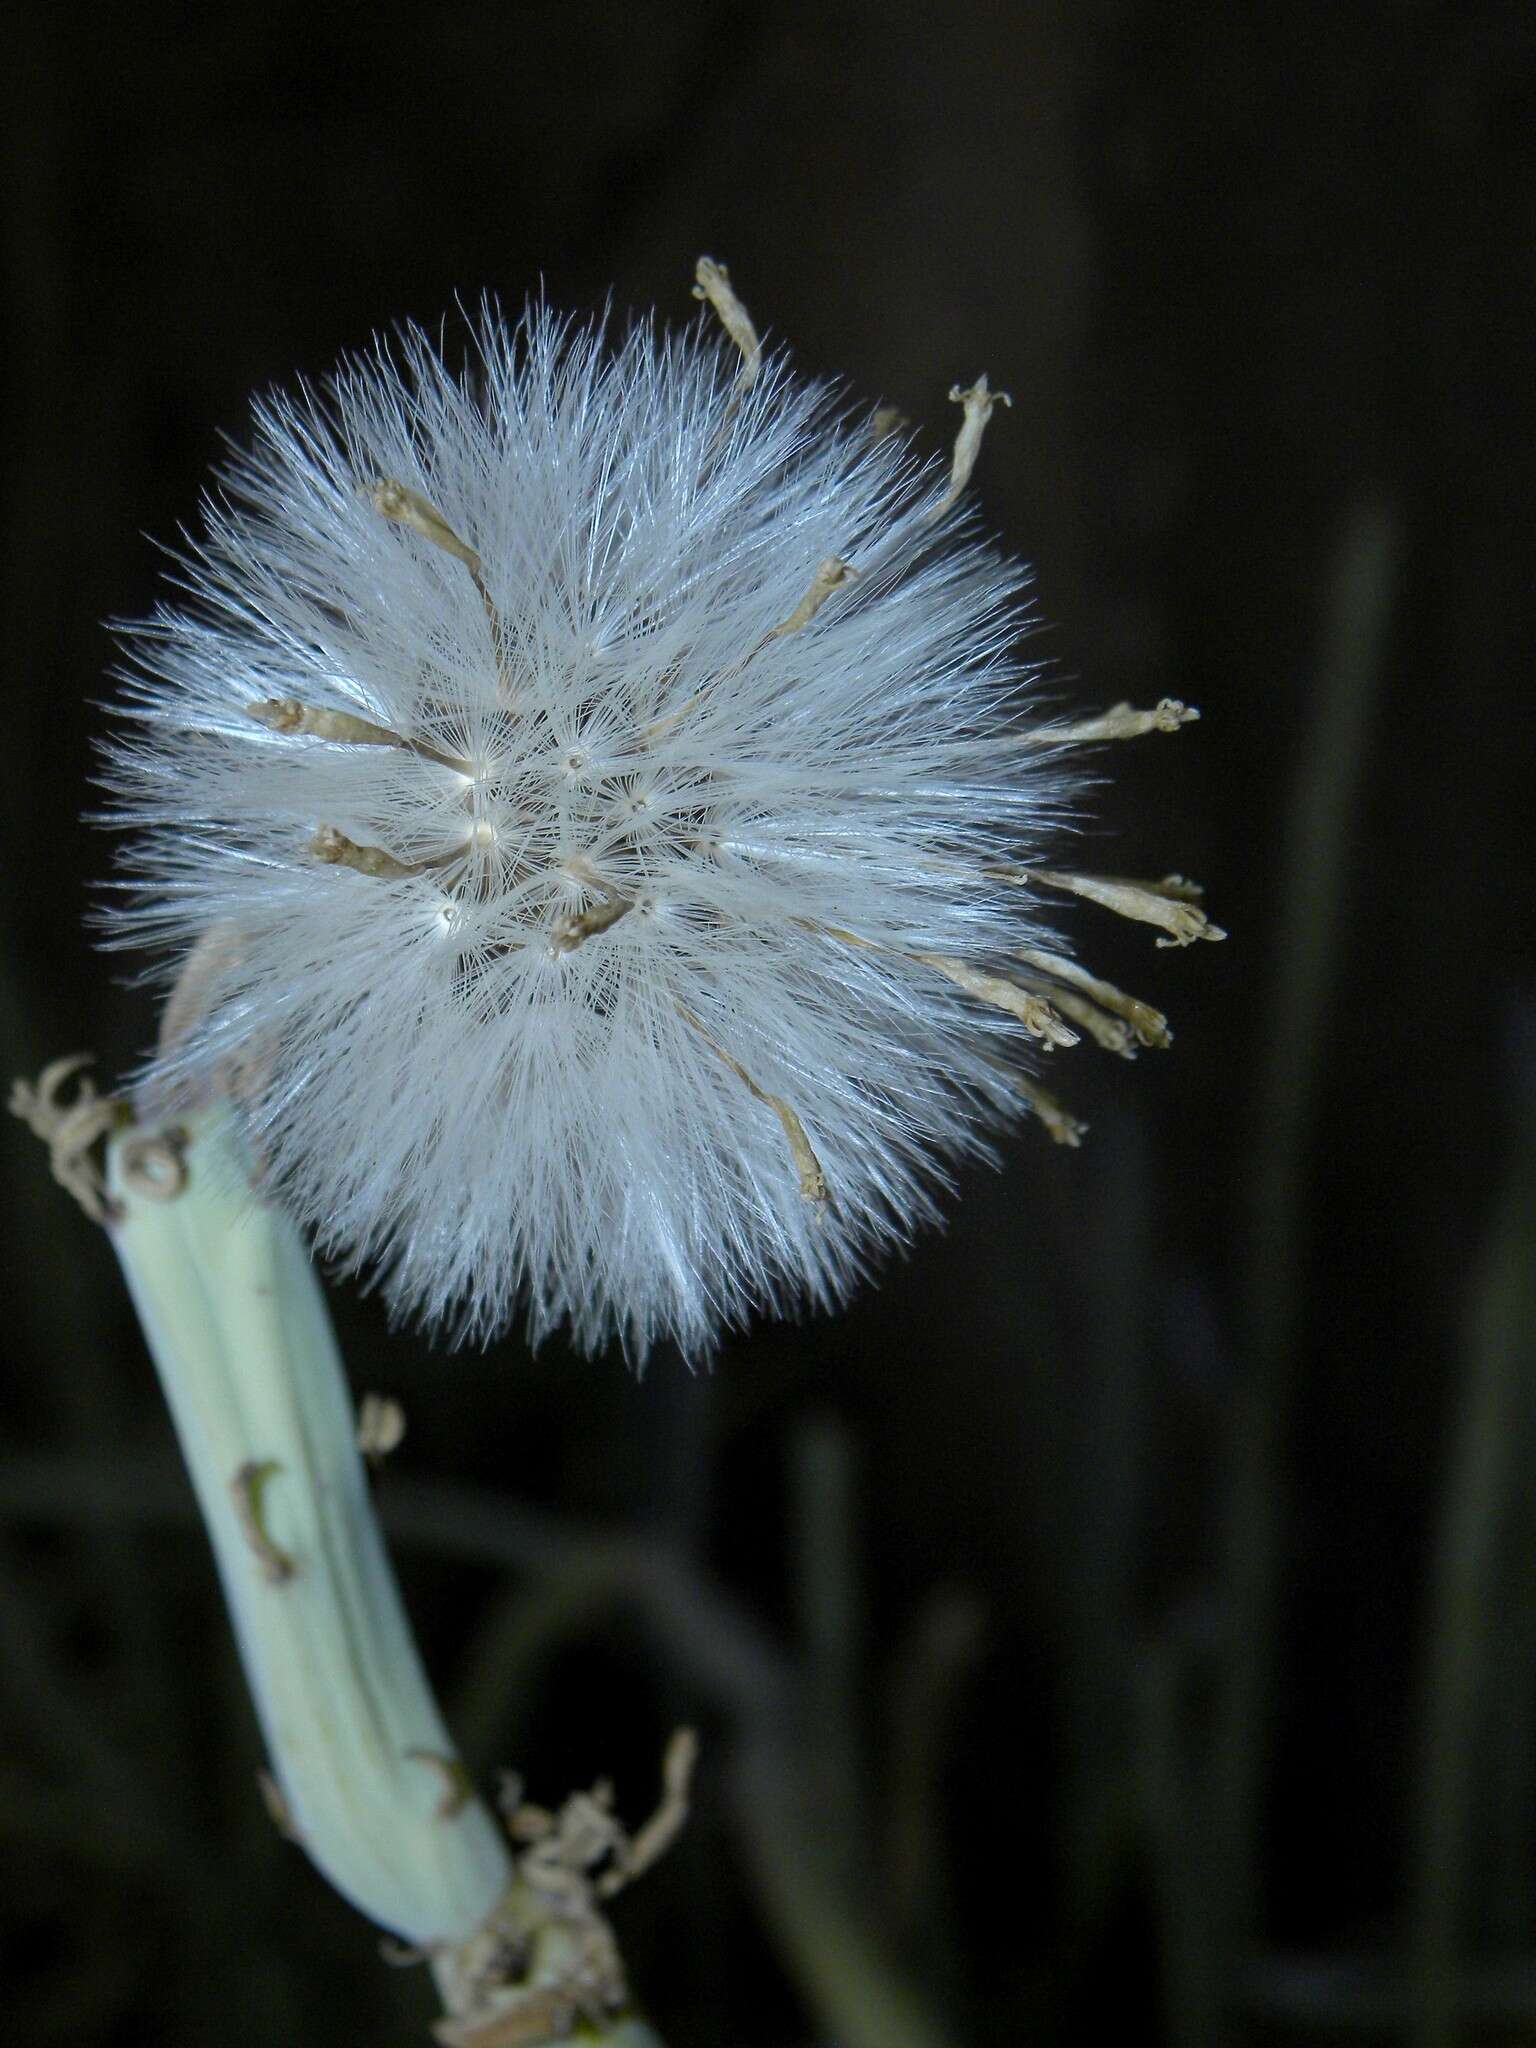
[{"xmin": 99, "ymin": 300, "xmax": 1084, "ymax": 1363}]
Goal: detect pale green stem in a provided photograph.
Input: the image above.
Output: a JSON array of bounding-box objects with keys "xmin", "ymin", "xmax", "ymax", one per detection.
[{"xmin": 104, "ymin": 1100, "xmax": 514, "ymax": 1947}]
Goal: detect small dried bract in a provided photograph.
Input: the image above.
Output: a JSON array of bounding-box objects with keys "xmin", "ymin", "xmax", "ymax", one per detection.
[
  {"xmin": 357, "ymin": 1391, "xmax": 407, "ymax": 1466},
  {"xmin": 229, "ymin": 1458, "xmax": 296, "ymax": 1584}
]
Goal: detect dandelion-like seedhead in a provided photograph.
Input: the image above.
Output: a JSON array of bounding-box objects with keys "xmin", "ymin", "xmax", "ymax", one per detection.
[{"xmin": 101, "ymin": 262, "xmax": 1217, "ymax": 1361}]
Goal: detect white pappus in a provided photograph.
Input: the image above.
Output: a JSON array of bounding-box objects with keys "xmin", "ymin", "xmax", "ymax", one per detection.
[{"xmin": 99, "ymin": 260, "xmax": 1217, "ymax": 1362}]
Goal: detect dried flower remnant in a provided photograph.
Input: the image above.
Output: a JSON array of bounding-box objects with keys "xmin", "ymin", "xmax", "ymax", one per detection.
[
  {"xmin": 1030, "ymin": 869, "xmax": 1227, "ymax": 948},
  {"xmin": 1025, "ymin": 697, "xmax": 1199, "ymax": 745},
  {"xmin": 1010, "ymin": 1073, "xmax": 1089, "ymax": 1149},
  {"xmin": 98, "ymin": 258, "xmax": 1219, "ymax": 1360},
  {"xmin": 935, "ymin": 374, "xmax": 1012, "ymax": 516},
  {"xmin": 429, "ymin": 1731, "xmax": 698, "ymax": 2048},
  {"xmin": 691, "ymin": 256, "xmax": 760, "ymax": 394},
  {"xmin": 8, "ymin": 1055, "xmax": 127, "ymax": 1223}
]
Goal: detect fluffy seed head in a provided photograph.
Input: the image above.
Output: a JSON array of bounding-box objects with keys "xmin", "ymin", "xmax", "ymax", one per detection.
[{"xmin": 100, "ymin": 281, "xmax": 1186, "ymax": 1361}]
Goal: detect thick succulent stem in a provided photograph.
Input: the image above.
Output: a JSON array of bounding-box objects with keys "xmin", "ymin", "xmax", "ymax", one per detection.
[{"xmin": 105, "ymin": 1099, "xmax": 514, "ymax": 1945}]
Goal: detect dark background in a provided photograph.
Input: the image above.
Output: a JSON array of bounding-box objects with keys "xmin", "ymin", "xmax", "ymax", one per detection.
[{"xmin": 3, "ymin": 3, "xmax": 1533, "ymax": 2043}]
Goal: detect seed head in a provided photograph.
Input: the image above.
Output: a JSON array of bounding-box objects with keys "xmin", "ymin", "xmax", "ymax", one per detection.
[{"xmin": 100, "ymin": 268, "xmax": 1215, "ymax": 1360}]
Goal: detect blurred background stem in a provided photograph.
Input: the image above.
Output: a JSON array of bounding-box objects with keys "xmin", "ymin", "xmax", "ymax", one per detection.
[
  {"xmin": 791, "ymin": 1414, "xmax": 870, "ymax": 1888},
  {"xmin": 1410, "ymin": 1036, "xmax": 1536, "ymax": 2047},
  {"xmin": 1211, "ymin": 496, "xmax": 1402, "ymax": 2015},
  {"xmin": 733, "ymin": 1728, "xmax": 959, "ymax": 2048}
]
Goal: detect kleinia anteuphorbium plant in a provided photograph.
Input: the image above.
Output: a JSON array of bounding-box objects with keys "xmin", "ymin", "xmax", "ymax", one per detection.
[{"xmin": 100, "ymin": 257, "xmax": 1221, "ymax": 1362}]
